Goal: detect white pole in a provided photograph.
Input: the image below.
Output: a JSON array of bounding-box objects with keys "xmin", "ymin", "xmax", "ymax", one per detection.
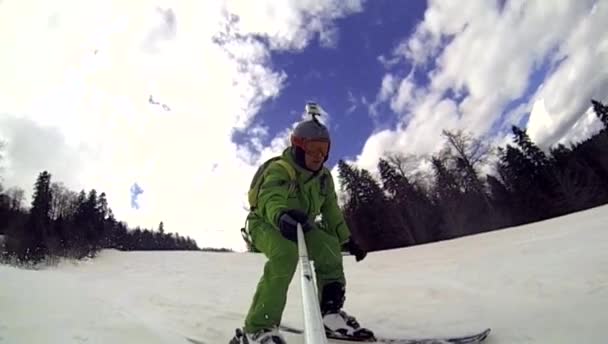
[{"xmin": 297, "ymin": 223, "xmax": 328, "ymax": 344}]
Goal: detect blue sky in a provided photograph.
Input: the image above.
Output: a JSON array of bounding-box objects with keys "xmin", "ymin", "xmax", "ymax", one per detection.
[
  {"xmin": 234, "ymin": 0, "xmax": 428, "ymax": 168},
  {"xmin": 1, "ymin": 0, "xmax": 606, "ymax": 250},
  {"xmin": 233, "ymin": 1, "xmax": 607, "ymax": 175}
]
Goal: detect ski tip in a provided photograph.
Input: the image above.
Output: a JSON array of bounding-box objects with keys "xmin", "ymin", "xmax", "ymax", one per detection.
[
  {"xmin": 479, "ymin": 327, "xmax": 492, "ymax": 339},
  {"xmin": 185, "ymin": 336, "xmax": 206, "ymax": 344},
  {"xmin": 460, "ymin": 327, "xmax": 491, "ymax": 343},
  {"xmin": 278, "ymin": 324, "xmax": 304, "ymax": 334},
  {"xmin": 479, "ymin": 328, "xmax": 491, "ymax": 336}
]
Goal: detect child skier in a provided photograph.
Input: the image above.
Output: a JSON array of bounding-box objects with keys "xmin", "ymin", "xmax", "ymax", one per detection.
[{"xmin": 231, "ymin": 103, "xmax": 373, "ymax": 344}]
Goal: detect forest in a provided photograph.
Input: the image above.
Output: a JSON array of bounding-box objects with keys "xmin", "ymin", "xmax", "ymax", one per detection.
[
  {"xmin": 1, "ymin": 99, "xmax": 607, "ymax": 262},
  {"xmin": 0, "ymin": 172, "xmax": 201, "ymax": 264},
  {"xmin": 336, "ymin": 99, "xmax": 608, "ymax": 252}
]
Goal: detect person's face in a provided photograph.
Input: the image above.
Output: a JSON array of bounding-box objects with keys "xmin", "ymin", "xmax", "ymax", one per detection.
[{"xmin": 303, "ymin": 140, "xmax": 329, "ymax": 171}]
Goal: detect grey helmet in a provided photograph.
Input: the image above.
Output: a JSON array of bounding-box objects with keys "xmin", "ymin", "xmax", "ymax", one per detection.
[
  {"xmin": 290, "ymin": 102, "xmax": 331, "ymax": 168},
  {"xmin": 292, "ymin": 103, "xmax": 331, "ymax": 141}
]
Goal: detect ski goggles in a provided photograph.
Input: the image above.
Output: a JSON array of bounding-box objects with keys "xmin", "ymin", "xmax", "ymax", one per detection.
[
  {"xmin": 302, "ymin": 140, "xmax": 330, "ymax": 158},
  {"xmin": 291, "ymin": 136, "xmax": 330, "ymax": 157}
]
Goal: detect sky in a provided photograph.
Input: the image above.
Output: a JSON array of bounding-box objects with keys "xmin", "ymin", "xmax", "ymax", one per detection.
[{"xmin": 0, "ymin": 0, "xmax": 607, "ymax": 251}]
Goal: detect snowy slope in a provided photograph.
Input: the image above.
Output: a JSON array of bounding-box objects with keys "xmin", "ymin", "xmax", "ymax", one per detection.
[{"xmin": 1, "ymin": 205, "xmax": 608, "ymax": 344}]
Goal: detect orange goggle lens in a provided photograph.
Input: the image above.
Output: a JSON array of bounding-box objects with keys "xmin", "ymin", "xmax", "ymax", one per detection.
[{"xmin": 303, "ymin": 140, "xmax": 329, "ymax": 158}]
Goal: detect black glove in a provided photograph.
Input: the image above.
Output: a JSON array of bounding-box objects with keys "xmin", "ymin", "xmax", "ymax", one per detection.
[
  {"xmin": 277, "ymin": 209, "xmax": 312, "ymax": 242},
  {"xmin": 344, "ymin": 239, "xmax": 367, "ymax": 262}
]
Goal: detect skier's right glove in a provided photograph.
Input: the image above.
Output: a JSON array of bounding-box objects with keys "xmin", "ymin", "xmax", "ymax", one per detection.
[
  {"xmin": 277, "ymin": 209, "xmax": 312, "ymax": 242},
  {"xmin": 344, "ymin": 239, "xmax": 367, "ymax": 262}
]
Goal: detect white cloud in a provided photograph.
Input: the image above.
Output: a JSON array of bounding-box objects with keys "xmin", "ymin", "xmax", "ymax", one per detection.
[
  {"xmin": 356, "ymin": 0, "xmax": 608, "ymax": 175},
  {"xmin": 556, "ymin": 106, "xmax": 606, "ymax": 148},
  {"xmin": 379, "ymin": 74, "xmax": 397, "ymax": 102},
  {"xmin": 390, "ymin": 74, "xmax": 416, "ymax": 115},
  {"xmin": 352, "ymin": 129, "xmax": 396, "ymax": 174},
  {"xmin": 0, "ymin": 0, "xmax": 363, "ymax": 251},
  {"xmin": 0, "ymin": 116, "xmax": 86, "ymax": 196},
  {"xmin": 221, "ymin": 0, "xmax": 363, "ymax": 51},
  {"xmin": 319, "ymin": 26, "xmax": 340, "ymax": 48},
  {"xmin": 346, "ymin": 91, "xmax": 358, "ymax": 114},
  {"xmin": 377, "ymin": 54, "xmax": 400, "ymax": 69},
  {"xmin": 527, "ymin": 1, "xmax": 608, "ymax": 149}
]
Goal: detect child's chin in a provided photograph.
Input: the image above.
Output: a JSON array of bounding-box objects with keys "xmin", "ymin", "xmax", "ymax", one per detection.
[{"xmin": 306, "ymin": 163, "xmax": 322, "ymax": 170}]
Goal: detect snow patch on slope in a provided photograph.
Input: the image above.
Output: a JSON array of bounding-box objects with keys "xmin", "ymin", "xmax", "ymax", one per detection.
[{"xmin": 1, "ymin": 205, "xmax": 608, "ymax": 343}]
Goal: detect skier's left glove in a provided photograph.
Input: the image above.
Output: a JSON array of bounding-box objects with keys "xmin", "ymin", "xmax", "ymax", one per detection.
[{"xmin": 344, "ymin": 239, "xmax": 367, "ymax": 262}]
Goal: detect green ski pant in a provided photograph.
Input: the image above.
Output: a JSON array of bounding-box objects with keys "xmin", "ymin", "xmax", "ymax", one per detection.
[{"xmin": 244, "ymin": 224, "xmax": 345, "ymax": 333}]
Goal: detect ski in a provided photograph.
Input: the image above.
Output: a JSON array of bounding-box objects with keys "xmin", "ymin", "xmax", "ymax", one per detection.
[{"xmin": 278, "ymin": 324, "xmax": 491, "ymax": 344}]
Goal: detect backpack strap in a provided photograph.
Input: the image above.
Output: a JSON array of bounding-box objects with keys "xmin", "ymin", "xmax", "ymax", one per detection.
[
  {"xmin": 274, "ymin": 159, "xmax": 297, "ymax": 190},
  {"xmin": 319, "ymin": 169, "xmax": 329, "ymax": 196},
  {"xmin": 249, "ymin": 157, "xmax": 298, "ymax": 212}
]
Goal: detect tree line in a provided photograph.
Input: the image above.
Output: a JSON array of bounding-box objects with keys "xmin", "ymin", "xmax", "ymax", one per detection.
[
  {"xmin": 0, "ymin": 170, "xmax": 200, "ymax": 264},
  {"xmin": 336, "ymin": 99, "xmax": 608, "ymax": 252},
  {"xmin": 2, "ymin": 99, "xmax": 607, "ymax": 260}
]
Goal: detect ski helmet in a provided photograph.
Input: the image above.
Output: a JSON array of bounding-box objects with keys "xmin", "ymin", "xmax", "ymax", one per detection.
[{"xmin": 290, "ymin": 102, "xmax": 331, "ymax": 170}]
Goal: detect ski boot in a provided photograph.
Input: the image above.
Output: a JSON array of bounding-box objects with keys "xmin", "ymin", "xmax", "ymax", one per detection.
[
  {"xmin": 229, "ymin": 327, "xmax": 287, "ymax": 344},
  {"xmin": 323, "ymin": 309, "xmax": 375, "ymax": 341},
  {"xmin": 320, "ymin": 282, "xmax": 376, "ymax": 341}
]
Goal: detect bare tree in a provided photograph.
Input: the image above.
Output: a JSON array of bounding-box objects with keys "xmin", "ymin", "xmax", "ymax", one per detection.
[
  {"xmin": 385, "ymin": 153, "xmax": 418, "ymax": 178},
  {"xmin": 5, "ymin": 187, "xmax": 25, "ymax": 211},
  {"xmin": 385, "ymin": 152, "xmax": 433, "ymax": 193},
  {"xmin": 50, "ymin": 182, "xmax": 78, "ymax": 220},
  {"xmin": 441, "ymin": 129, "xmax": 493, "ymax": 198}
]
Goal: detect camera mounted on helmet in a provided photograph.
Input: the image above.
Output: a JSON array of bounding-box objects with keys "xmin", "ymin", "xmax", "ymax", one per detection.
[{"xmin": 305, "ymin": 102, "xmax": 323, "ymax": 123}]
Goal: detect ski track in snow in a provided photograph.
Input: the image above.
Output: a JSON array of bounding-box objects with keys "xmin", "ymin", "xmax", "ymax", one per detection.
[{"xmin": 1, "ymin": 205, "xmax": 608, "ymax": 343}]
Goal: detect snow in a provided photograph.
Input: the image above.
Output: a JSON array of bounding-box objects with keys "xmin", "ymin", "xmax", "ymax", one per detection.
[{"xmin": 1, "ymin": 205, "xmax": 608, "ymax": 343}]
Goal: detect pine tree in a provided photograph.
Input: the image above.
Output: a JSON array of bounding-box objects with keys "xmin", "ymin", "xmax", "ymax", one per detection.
[
  {"xmin": 511, "ymin": 125, "xmax": 564, "ymax": 217},
  {"xmin": 101, "ymin": 210, "xmax": 117, "ymax": 249},
  {"xmin": 24, "ymin": 171, "xmax": 53, "ymax": 260},
  {"xmin": 362, "ymin": 167, "xmax": 411, "ymax": 249},
  {"xmin": 591, "ymin": 99, "xmax": 608, "ymax": 129},
  {"xmin": 337, "ymin": 160, "xmax": 368, "ymax": 246},
  {"xmin": 430, "ymin": 156, "xmax": 471, "ymax": 238},
  {"xmin": 156, "ymin": 221, "xmax": 166, "ymax": 250},
  {"xmin": 550, "ymin": 144, "xmax": 607, "ymax": 213},
  {"xmin": 68, "ymin": 190, "xmax": 88, "ymax": 253},
  {"xmin": 497, "ymin": 145, "xmax": 547, "ymax": 223},
  {"xmin": 337, "ymin": 160, "xmax": 361, "ymax": 203},
  {"xmin": 95, "ymin": 192, "xmax": 109, "ymax": 249},
  {"xmin": 378, "ymin": 158, "xmax": 436, "ymax": 244},
  {"xmin": 487, "ymin": 175, "xmax": 511, "ymax": 206},
  {"xmin": 431, "ymin": 157, "xmax": 461, "ymax": 203},
  {"xmin": 0, "ymin": 140, "xmax": 4, "ymax": 195},
  {"xmin": 511, "ymin": 126, "xmax": 549, "ymax": 168},
  {"xmin": 97, "ymin": 192, "xmax": 108, "ymax": 220},
  {"xmin": 550, "ymin": 144, "xmax": 572, "ymax": 165},
  {"xmin": 83, "ymin": 189, "xmax": 100, "ymax": 252},
  {"xmin": 337, "ymin": 160, "xmax": 410, "ymax": 250},
  {"xmin": 486, "ymin": 174, "xmax": 514, "ymax": 228},
  {"xmin": 142, "ymin": 229, "xmax": 154, "ymax": 249},
  {"xmin": 114, "ymin": 221, "xmax": 128, "ymax": 250}
]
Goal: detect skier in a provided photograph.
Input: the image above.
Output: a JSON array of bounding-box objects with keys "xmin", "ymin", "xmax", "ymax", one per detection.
[{"xmin": 232, "ymin": 103, "xmax": 374, "ymax": 344}]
